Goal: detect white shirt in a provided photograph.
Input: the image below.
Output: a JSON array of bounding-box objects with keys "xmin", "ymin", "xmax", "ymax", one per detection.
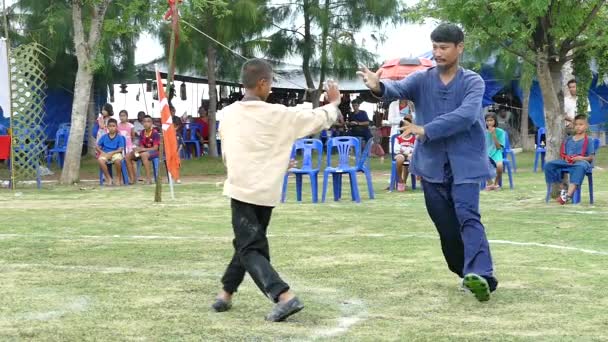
[
  {"xmin": 564, "ymin": 96, "xmax": 590, "ymax": 126},
  {"xmin": 220, "ymin": 101, "xmax": 338, "ymax": 206}
]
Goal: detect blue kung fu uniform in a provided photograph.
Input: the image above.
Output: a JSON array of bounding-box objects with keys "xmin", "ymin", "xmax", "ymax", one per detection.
[
  {"xmin": 544, "ymin": 135, "xmax": 595, "ymax": 186},
  {"xmin": 377, "ymin": 66, "xmax": 497, "ymax": 289}
]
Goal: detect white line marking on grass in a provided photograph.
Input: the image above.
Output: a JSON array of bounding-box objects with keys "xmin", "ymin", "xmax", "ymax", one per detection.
[
  {"xmin": 488, "ymin": 240, "xmax": 608, "ymax": 255},
  {"xmin": 2, "ymin": 232, "xmax": 607, "ymax": 256},
  {"xmin": 19, "ymin": 296, "xmax": 90, "ymax": 321},
  {"xmin": 310, "ymin": 299, "xmax": 368, "ymax": 340}
]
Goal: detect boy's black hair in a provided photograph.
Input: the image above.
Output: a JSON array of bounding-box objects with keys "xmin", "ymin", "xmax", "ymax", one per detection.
[
  {"xmin": 143, "ymin": 115, "xmax": 153, "ymax": 120},
  {"xmin": 400, "ymin": 117, "xmax": 412, "ymax": 126},
  {"xmin": 430, "ymin": 23, "xmax": 464, "ymax": 45},
  {"xmin": 567, "ymin": 79, "xmax": 577, "ymax": 86},
  {"xmin": 574, "ymin": 114, "xmax": 588, "ymax": 122},
  {"xmin": 241, "ymin": 58, "xmax": 273, "ymax": 88},
  {"xmin": 352, "ymin": 99, "xmax": 362, "ymax": 105},
  {"xmin": 172, "ymin": 115, "xmax": 182, "ymax": 126},
  {"xmin": 107, "ymin": 118, "xmax": 118, "ymax": 125},
  {"xmin": 137, "ymin": 111, "xmax": 146, "ymax": 117},
  {"xmin": 102, "ymin": 103, "xmax": 114, "ymax": 116}
]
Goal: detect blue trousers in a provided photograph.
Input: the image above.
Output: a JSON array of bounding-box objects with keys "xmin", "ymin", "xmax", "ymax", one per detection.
[
  {"xmin": 422, "ymin": 167, "xmax": 497, "ymax": 290},
  {"xmin": 544, "ymin": 160, "xmax": 590, "ymax": 185}
]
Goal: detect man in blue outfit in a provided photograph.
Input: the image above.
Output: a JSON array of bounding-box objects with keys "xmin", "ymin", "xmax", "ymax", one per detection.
[{"xmin": 358, "ymin": 23, "xmax": 498, "ymax": 301}]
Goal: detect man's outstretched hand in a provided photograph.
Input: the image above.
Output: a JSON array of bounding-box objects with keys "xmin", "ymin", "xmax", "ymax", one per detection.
[{"xmin": 356, "ymin": 66, "xmax": 383, "ymax": 94}]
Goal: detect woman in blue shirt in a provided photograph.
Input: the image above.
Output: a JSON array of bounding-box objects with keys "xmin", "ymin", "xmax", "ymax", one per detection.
[{"xmin": 358, "ymin": 23, "xmax": 497, "ymax": 302}]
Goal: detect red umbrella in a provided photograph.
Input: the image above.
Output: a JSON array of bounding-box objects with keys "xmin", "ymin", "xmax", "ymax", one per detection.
[{"xmin": 379, "ymin": 57, "xmax": 434, "ymax": 80}]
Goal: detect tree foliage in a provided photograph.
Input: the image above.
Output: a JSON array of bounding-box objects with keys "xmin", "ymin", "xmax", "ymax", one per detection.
[
  {"xmin": 417, "ymin": 0, "xmax": 608, "ymax": 158},
  {"xmin": 268, "ymin": 0, "xmax": 404, "ymax": 105}
]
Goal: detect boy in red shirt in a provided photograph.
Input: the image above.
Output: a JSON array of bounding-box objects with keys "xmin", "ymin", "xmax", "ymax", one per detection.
[{"xmin": 393, "ymin": 118, "xmax": 416, "ymax": 191}]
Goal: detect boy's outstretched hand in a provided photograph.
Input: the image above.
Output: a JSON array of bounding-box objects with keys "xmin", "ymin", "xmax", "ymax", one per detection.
[{"xmin": 325, "ymin": 80, "xmax": 341, "ymax": 105}]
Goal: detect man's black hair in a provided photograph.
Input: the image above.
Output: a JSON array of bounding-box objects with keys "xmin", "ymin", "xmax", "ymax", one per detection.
[
  {"xmin": 574, "ymin": 114, "xmax": 588, "ymax": 122},
  {"xmin": 143, "ymin": 115, "xmax": 153, "ymax": 120},
  {"xmin": 107, "ymin": 118, "xmax": 118, "ymax": 125},
  {"xmin": 567, "ymin": 79, "xmax": 577, "ymax": 86},
  {"xmin": 431, "ymin": 23, "xmax": 465, "ymax": 45},
  {"xmin": 241, "ymin": 58, "xmax": 273, "ymax": 88}
]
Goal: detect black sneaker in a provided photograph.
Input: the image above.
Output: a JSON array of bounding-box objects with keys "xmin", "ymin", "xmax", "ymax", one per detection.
[
  {"xmin": 265, "ymin": 297, "xmax": 304, "ymax": 322},
  {"xmin": 463, "ymin": 273, "xmax": 491, "ymax": 302},
  {"xmin": 211, "ymin": 298, "xmax": 232, "ymax": 312}
]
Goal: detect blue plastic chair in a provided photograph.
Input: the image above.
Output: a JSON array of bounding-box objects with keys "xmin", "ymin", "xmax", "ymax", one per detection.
[
  {"xmin": 321, "ymin": 136, "xmax": 361, "ymax": 203},
  {"xmin": 136, "ymin": 155, "xmax": 160, "ymax": 182},
  {"xmin": 46, "ymin": 127, "xmax": 69, "ymax": 168},
  {"xmin": 99, "ymin": 135, "xmax": 130, "ymax": 186},
  {"xmin": 0, "ymin": 124, "xmax": 7, "ymax": 135},
  {"xmin": 281, "ymin": 139, "xmax": 323, "ymax": 203},
  {"xmin": 502, "ymin": 134, "xmax": 514, "ymax": 189},
  {"xmin": 182, "ymin": 123, "xmax": 203, "ymax": 159},
  {"xmin": 356, "ymin": 139, "xmax": 375, "ymax": 199},
  {"xmin": 503, "ymin": 131, "xmax": 517, "ymax": 173},
  {"xmin": 388, "ymin": 134, "xmax": 417, "ymax": 191},
  {"xmin": 545, "ymin": 138, "xmax": 600, "ymax": 204},
  {"xmin": 533, "ymin": 127, "xmax": 546, "ymax": 172}
]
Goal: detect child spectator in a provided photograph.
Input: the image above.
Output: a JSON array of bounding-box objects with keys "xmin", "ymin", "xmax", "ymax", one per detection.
[
  {"xmin": 485, "ymin": 113, "xmax": 506, "ymax": 190},
  {"xmin": 173, "ymin": 115, "xmax": 184, "ymax": 184},
  {"xmin": 96, "ymin": 118, "xmax": 125, "ymax": 185},
  {"xmin": 544, "ymin": 114, "xmax": 595, "ymax": 204},
  {"xmin": 133, "ymin": 111, "xmax": 146, "ymax": 144},
  {"xmin": 96, "ymin": 103, "xmax": 114, "ymax": 142},
  {"xmin": 393, "ymin": 118, "xmax": 416, "ymax": 191},
  {"xmin": 125, "ymin": 115, "xmax": 160, "ymax": 185},
  {"xmin": 117, "ymin": 110, "xmax": 135, "ymax": 154}
]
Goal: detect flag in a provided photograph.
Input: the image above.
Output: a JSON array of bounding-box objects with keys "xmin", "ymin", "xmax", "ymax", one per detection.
[{"xmin": 155, "ymin": 66, "xmax": 180, "ymax": 182}]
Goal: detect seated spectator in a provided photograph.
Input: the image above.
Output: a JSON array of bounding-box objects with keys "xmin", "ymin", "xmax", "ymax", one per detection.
[
  {"xmin": 347, "ymin": 99, "xmax": 372, "ymax": 145},
  {"xmin": 117, "ymin": 110, "xmax": 135, "ymax": 154},
  {"xmin": 485, "ymin": 113, "xmax": 506, "ymax": 190},
  {"xmin": 394, "ymin": 118, "xmax": 416, "ymax": 192},
  {"xmin": 173, "ymin": 115, "xmax": 184, "ymax": 184},
  {"xmin": 195, "ymin": 106, "xmax": 210, "ymax": 141},
  {"xmin": 96, "ymin": 118, "xmax": 125, "ymax": 186},
  {"xmin": 125, "ymin": 115, "xmax": 160, "ymax": 185},
  {"xmin": 133, "ymin": 111, "xmax": 146, "ymax": 145},
  {"xmin": 544, "ymin": 115, "xmax": 595, "ymax": 205}
]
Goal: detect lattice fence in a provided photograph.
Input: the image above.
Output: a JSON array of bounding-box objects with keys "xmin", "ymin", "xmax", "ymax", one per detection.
[{"xmin": 9, "ymin": 43, "xmax": 47, "ymax": 185}]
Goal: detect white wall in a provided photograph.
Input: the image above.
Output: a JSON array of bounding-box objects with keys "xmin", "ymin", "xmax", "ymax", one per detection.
[{"xmin": 0, "ymin": 38, "xmax": 11, "ymax": 118}]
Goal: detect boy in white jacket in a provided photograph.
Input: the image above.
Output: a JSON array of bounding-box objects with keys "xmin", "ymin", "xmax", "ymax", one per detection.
[{"xmin": 213, "ymin": 58, "xmax": 341, "ymax": 322}]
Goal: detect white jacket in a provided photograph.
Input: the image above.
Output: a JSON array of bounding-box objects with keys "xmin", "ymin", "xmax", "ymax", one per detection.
[{"xmin": 219, "ymin": 101, "xmax": 338, "ymax": 206}]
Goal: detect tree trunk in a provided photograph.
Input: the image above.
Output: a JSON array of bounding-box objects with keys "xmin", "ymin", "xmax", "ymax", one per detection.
[
  {"xmin": 60, "ymin": 0, "xmax": 110, "ymax": 184},
  {"xmin": 520, "ymin": 84, "xmax": 530, "ymax": 150},
  {"xmin": 86, "ymin": 83, "xmax": 97, "ymax": 156},
  {"xmin": 207, "ymin": 44, "xmax": 219, "ymax": 158},
  {"xmin": 60, "ymin": 62, "xmax": 93, "ymax": 184},
  {"xmin": 536, "ymin": 54, "xmax": 565, "ymax": 161},
  {"xmin": 301, "ymin": 0, "xmax": 317, "ymax": 104}
]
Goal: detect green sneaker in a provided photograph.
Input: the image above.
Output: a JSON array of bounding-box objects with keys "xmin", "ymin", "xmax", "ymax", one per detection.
[{"xmin": 463, "ymin": 273, "xmax": 490, "ymax": 302}]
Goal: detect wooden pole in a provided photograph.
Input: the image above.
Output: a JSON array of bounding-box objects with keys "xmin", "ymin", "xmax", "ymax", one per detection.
[{"xmin": 2, "ymin": 0, "xmax": 15, "ymax": 190}]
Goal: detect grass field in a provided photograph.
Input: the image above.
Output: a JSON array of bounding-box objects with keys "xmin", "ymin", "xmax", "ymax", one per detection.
[{"xmin": 1, "ymin": 151, "xmax": 608, "ymax": 341}]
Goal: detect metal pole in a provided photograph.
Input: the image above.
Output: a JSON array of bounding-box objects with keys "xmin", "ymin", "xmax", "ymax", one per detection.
[{"xmin": 2, "ymin": 0, "xmax": 15, "ymax": 190}]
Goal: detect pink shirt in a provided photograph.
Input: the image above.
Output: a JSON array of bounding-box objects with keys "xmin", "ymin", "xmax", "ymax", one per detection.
[{"xmin": 117, "ymin": 122, "xmax": 134, "ymax": 153}]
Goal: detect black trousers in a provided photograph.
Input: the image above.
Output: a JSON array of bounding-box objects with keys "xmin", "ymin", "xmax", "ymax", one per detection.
[{"xmin": 221, "ymin": 199, "xmax": 290, "ymax": 302}]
